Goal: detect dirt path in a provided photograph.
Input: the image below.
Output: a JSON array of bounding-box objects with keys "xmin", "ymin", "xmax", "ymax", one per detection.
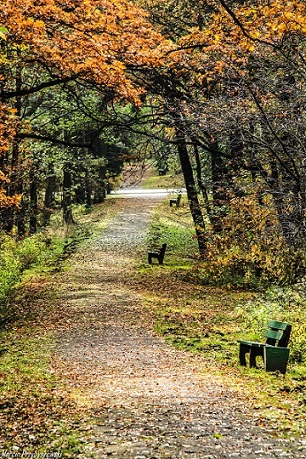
[{"xmin": 53, "ymin": 195, "xmax": 305, "ymax": 459}]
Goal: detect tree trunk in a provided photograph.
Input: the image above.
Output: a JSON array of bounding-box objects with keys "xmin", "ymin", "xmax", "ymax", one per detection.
[
  {"xmin": 15, "ymin": 64, "xmax": 25, "ymax": 235},
  {"xmin": 3, "ymin": 67, "xmax": 23, "ymax": 233},
  {"xmin": 43, "ymin": 170, "xmax": 56, "ymax": 226},
  {"xmin": 210, "ymin": 138, "xmax": 228, "ymax": 232},
  {"xmin": 85, "ymin": 168, "xmax": 92, "ymax": 208},
  {"xmin": 29, "ymin": 171, "xmax": 38, "ymax": 234},
  {"xmin": 175, "ymin": 126, "xmax": 207, "ymax": 256},
  {"xmin": 192, "ymin": 140, "xmax": 213, "ymax": 226},
  {"xmin": 63, "ymin": 162, "xmax": 74, "ymax": 225},
  {"xmin": 93, "ymin": 166, "xmax": 106, "ymax": 204}
]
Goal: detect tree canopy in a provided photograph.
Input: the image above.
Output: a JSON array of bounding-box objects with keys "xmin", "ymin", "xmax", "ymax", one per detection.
[{"xmin": 1, "ymin": 0, "xmax": 306, "ymax": 284}]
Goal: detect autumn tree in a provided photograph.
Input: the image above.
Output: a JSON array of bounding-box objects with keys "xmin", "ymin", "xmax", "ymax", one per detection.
[
  {"xmin": 133, "ymin": 0, "xmax": 306, "ymax": 280},
  {"xmin": 173, "ymin": 0, "xmax": 306, "ymax": 280},
  {"xmin": 0, "ymin": 0, "xmax": 168, "ymax": 232}
]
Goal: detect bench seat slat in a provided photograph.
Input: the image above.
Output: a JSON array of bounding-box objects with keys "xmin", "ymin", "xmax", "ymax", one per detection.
[{"xmin": 238, "ymin": 340, "xmax": 266, "ymax": 348}]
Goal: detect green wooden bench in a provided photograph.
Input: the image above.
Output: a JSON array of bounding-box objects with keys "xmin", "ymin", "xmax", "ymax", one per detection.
[
  {"xmin": 238, "ymin": 320, "xmax": 291, "ymax": 372},
  {"xmin": 148, "ymin": 243, "xmax": 167, "ymax": 265},
  {"xmin": 170, "ymin": 194, "xmax": 181, "ymax": 207}
]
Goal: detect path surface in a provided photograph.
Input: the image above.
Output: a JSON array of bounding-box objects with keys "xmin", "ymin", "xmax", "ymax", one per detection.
[{"xmin": 53, "ymin": 193, "xmax": 306, "ymax": 459}]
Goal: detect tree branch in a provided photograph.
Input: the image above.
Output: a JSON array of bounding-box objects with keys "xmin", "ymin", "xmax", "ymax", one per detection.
[
  {"xmin": 18, "ymin": 132, "xmax": 91, "ymax": 149},
  {"xmin": 1, "ymin": 75, "xmax": 80, "ymax": 101},
  {"xmin": 218, "ymin": 0, "xmax": 282, "ymax": 50}
]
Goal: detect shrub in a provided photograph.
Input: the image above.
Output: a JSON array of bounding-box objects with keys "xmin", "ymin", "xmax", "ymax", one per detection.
[
  {"xmin": 15, "ymin": 233, "xmax": 53, "ymax": 270},
  {"xmin": 0, "ymin": 234, "xmax": 22, "ymax": 304},
  {"xmin": 202, "ymin": 191, "xmax": 306, "ymax": 287},
  {"xmin": 0, "ymin": 232, "xmax": 62, "ymax": 307}
]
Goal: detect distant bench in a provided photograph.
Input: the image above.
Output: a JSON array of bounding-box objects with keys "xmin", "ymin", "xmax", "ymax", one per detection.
[
  {"xmin": 148, "ymin": 243, "xmax": 167, "ymax": 265},
  {"xmin": 170, "ymin": 194, "xmax": 181, "ymax": 207}
]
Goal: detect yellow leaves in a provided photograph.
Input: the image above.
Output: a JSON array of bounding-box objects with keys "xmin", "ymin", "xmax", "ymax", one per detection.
[
  {"xmin": 170, "ymin": 0, "xmax": 306, "ymax": 82},
  {"xmin": 253, "ymin": 1, "xmax": 306, "ymax": 38},
  {"xmin": 276, "ymin": 22, "xmax": 288, "ymax": 35},
  {"xmin": 0, "ymin": 169, "xmax": 21, "ymax": 208},
  {"xmin": 0, "ymin": 170, "xmax": 10, "ymax": 183},
  {"xmin": 0, "ymin": 191, "xmax": 22, "ymax": 208},
  {"xmin": 214, "ymin": 33, "xmax": 221, "ymax": 44}
]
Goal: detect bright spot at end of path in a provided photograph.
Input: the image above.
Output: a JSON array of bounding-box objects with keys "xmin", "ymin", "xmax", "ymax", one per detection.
[{"xmin": 109, "ymin": 188, "xmax": 186, "ymax": 198}]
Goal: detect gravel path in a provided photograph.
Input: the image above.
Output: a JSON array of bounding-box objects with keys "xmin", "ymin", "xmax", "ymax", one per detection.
[{"xmin": 54, "ymin": 195, "xmax": 306, "ymax": 459}]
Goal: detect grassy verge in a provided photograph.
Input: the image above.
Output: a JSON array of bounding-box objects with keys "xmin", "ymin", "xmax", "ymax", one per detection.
[
  {"xmin": 138, "ymin": 197, "xmax": 306, "ymax": 437},
  {"xmin": 141, "ymin": 167, "xmax": 185, "ymax": 190},
  {"xmin": 0, "ymin": 286, "xmax": 87, "ymax": 455}
]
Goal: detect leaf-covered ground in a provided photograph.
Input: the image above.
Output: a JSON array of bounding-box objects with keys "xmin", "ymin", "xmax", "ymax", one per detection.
[{"xmin": 1, "ymin": 194, "xmax": 306, "ymax": 458}]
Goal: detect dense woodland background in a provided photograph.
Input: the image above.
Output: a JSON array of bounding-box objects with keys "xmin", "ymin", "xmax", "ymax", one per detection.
[
  {"xmin": 1, "ymin": 3, "xmax": 306, "ymax": 451},
  {"xmin": 1, "ymin": 0, "xmax": 306, "ymax": 287}
]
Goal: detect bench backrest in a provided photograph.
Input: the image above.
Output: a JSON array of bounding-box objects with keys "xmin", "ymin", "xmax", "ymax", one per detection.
[
  {"xmin": 160, "ymin": 243, "xmax": 167, "ymax": 255},
  {"xmin": 264, "ymin": 320, "xmax": 291, "ymax": 347}
]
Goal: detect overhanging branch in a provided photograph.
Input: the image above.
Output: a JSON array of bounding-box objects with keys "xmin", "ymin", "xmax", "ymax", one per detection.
[
  {"xmin": 1, "ymin": 75, "xmax": 80, "ymax": 101},
  {"xmin": 218, "ymin": 0, "xmax": 282, "ymax": 50},
  {"xmin": 18, "ymin": 132, "xmax": 91, "ymax": 149}
]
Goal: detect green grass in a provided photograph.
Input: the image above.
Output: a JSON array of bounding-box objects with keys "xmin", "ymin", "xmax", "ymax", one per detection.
[
  {"xmin": 145, "ymin": 199, "xmax": 198, "ymax": 267},
  {"xmin": 141, "ymin": 167, "xmax": 185, "ymax": 189},
  {"xmin": 0, "ymin": 332, "xmax": 51, "ymax": 389}
]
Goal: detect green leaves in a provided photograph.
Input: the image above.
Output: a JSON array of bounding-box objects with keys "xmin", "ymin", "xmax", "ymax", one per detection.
[{"xmin": 0, "ymin": 26, "xmax": 8, "ymax": 40}]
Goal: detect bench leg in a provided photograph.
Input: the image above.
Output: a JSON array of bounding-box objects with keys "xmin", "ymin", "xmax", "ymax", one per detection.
[
  {"xmin": 249, "ymin": 349, "xmax": 257, "ymax": 367},
  {"xmin": 239, "ymin": 344, "xmax": 249, "ymax": 366},
  {"xmin": 249, "ymin": 347, "xmax": 264, "ymax": 368},
  {"xmin": 148, "ymin": 253, "xmax": 159, "ymax": 264}
]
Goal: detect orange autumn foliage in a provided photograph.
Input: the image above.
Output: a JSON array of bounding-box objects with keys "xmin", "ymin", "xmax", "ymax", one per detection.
[
  {"xmin": 0, "ymin": 0, "xmax": 170, "ymax": 212},
  {"xmin": 1, "ymin": 0, "xmax": 167, "ymax": 103},
  {"xmin": 175, "ymin": 1, "xmax": 306, "ymax": 75}
]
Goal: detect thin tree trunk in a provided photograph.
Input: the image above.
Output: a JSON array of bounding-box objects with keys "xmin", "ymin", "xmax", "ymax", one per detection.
[
  {"xmin": 5, "ymin": 66, "xmax": 23, "ymax": 233},
  {"xmin": 210, "ymin": 139, "xmax": 228, "ymax": 233},
  {"xmin": 175, "ymin": 126, "xmax": 207, "ymax": 256},
  {"xmin": 29, "ymin": 171, "xmax": 38, "ymax": 234},
  {"xmin": 192, "ymin": 140, "xmax": 213, "ymax": 226},
  {"xmin": 93, "ymin": 166, "xmax": 106, "ymax": 204},
  {"xmin": 85, "ymin": 168, "xmax": 92, "ymax": 208},
  {"xmin": 63, "ymin": 162, "xmax": 74, "ymax": 225},
  {"xmin": 43, "ymin": 170, "xmax": 56, "ymax": 226}
]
